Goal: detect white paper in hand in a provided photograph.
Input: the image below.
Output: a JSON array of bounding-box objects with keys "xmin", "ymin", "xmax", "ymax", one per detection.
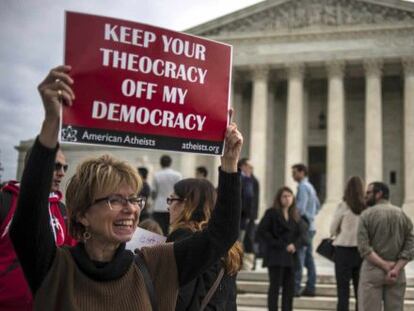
[{"xmin": 126, "ymin": 227, "xmax": 167, "ymax": 251}]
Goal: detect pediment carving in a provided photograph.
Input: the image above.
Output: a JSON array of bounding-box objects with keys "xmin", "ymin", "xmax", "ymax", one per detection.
[{"xmin": 199, "ymin": 0, "xmax": 414, "ymax": 36}]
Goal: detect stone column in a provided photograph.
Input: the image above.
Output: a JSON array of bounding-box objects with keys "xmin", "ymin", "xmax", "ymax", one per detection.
[
  {"xmin": 325, "ymin": 61, "xmax": 346, "ymax": 205},
  {"xmin": 285, "ymin": 63, "xmax": 305, "ymax": 191},
  {"xmin": 316, "ymin": 61, "xmax": 346, "ymax": 243},
  {"xmin": 403, "ymin": 58, "xmax": 414, "ymax": 215},
  {"xmin": 249, "ymin": 66, "xmax": 269, "ymax": 214},
  {"xmin": 210, "ymin": 72, "xmax": 243, "ymax": 186},
  {"xmin": 364, "ymin": 59, "xmax": 383, "ymax": 183},
  {"xmin": 180, "ymin": 153, "xmax": 197, "ymax": 178},
  {"xmin": 231, "ymin": 70, "xmax": 243, "ymax": 127},
  {"xmin": 210, "ymin": 156, "xmax": 221, "ymax": 187}
]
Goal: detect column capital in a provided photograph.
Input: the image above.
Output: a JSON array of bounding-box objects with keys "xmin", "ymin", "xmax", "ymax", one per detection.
[
  {"xmin": 287, "ymin": 63, "xmax": 305, "ymax": 79},
  {"xmin": 402, "ymin": 57, "xmax": 414, "ymax": 76},
  {"xmin": 327, "ymin": 60, "xmax": 346, "ymax": 78},
  {"xmin": 249, "ymin": 65, "xmax": 269, "ymax": 80},
  {"xmin": 363, "ymin": 59, "xmax": 383, "ymax": 76}
]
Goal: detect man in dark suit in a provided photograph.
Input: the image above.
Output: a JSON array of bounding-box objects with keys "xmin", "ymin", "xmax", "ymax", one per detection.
[{"xmin": 238, "ymin": 158, "xmax": 259, "ymax": 270}]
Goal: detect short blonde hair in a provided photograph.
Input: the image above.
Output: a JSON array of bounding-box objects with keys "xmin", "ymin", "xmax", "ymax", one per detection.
[{"xmin": 66, "ymin": 154, "xmax": 142, "ymax": 240}]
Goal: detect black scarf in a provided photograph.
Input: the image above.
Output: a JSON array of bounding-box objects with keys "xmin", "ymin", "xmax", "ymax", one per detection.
[{"xmin": 69, "ymin": 242, "xmax": 134, "ymax": 281}]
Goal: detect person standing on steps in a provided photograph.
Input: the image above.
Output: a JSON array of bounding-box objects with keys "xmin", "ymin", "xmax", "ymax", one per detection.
[{"xmin": 292, "ymin": 163, "xmax": 321, "ymax": 297}]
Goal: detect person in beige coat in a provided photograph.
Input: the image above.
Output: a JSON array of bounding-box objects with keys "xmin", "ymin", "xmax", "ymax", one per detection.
[{"xmin": 330, "ymin": 176, "xmax": 366, "ymax": 311}]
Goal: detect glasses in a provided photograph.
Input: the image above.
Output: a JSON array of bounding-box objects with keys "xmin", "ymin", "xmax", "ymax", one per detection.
[
  {"xmin": 55, "ymin": 162, "xmax": 68, "ymax": 172},
  {"xmin": 93, "ymin": 195, "xmax": 146, "ymax": 211},
  {"xmin": 166, "ymin": 197, "xmax": 184, "ymax": 205}
]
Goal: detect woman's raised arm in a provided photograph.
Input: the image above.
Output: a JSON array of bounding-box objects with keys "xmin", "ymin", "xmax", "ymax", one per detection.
[{"xmin": 10, "ymin": 66, "xmax": 75, "ymax": 294}]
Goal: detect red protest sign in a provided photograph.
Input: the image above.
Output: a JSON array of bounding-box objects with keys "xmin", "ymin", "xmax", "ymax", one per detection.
[{"xmin": 61, "ymin": 11, "xmax": 232, "ymax": 155}]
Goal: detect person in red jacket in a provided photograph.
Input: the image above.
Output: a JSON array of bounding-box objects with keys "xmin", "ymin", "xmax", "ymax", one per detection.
[{"xmin": 0, "ymin": 148, "xmax": 76, "ymax": 311}]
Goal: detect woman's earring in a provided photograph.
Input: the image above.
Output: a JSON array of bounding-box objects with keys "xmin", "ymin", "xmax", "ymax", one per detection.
[{"xmin": 83, "ymin": 229, "xmax": 91, "ymax": 242}]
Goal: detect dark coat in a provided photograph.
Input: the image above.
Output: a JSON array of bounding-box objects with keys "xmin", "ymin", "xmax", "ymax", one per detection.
[
  {"xmin": 139, "ymin": 181, "xmax": 151, "ymax": 199},
  {"xmin": 241, "ymin": 174, "xmax": 259, "ymax": 223},
  {"xmin": 243, "ymin": 218, "xmax": 258, "ymax": 254},
  {"xmin": 167, "ymin": 228, "xmax": 237, "ymax": 311},
  {"xmin": 257, "ymin": 207, "xmax": 308, "ymax": 267},
  {"xmin": 138, "ymin": 181, "xmax": 151, "ymax": 221}
]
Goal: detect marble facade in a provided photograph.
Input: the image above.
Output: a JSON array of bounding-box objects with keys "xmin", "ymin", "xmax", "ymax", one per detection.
[{"xmin": 16, "ymin": 0, "xmax": 414, "ymax": 240}]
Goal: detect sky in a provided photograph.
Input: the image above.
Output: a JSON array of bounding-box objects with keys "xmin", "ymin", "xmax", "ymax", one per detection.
[
  {"xmin": 1, "ymin": 0, "xmax": 413, "ymax": 182},
  {"xmin": 0, "ymin": 0, "xmax": 262, "ymax": 181}
]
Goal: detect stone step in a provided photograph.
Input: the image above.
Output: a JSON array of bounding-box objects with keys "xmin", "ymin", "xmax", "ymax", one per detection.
[
  {"xmin": 238, "ymin": 308, "xmax": 323, "ymax": 311},
  {"xmin": 238, "ymin": 271, "xmax": 414, "ymax": 286},
  {"xmin": 237, "ymin": 293, "xmax": 414, "ymax": 310},
  {"xmin": 237, "ymin": 280, "xmax": 414, "ymax": 299},
  {"xmin": 238, "ymin": 271, "xmax": 336, "ymax": 284},
  {"xmin": 238, "ymin": 281, "xmax": 351, "ymax": 297},
  {"xmin": 239, "ymin": 308, "xmax": 318, "ymax": 311},
  {"xmin": 237, "ymin": 293, "xmax": 356, "ymax": 310}
]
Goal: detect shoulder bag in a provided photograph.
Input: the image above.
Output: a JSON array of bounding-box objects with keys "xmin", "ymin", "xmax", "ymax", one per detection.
[{"xmin": 200, "ymin": 268, "xmax": 225, "ymax": 311}]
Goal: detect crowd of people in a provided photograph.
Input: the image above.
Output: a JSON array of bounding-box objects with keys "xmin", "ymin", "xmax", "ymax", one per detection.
[
  {"xmin": 256, "ymin": 165, "xmax": 414, "ymax": 311},
  {"xmin": 0, "ymin": 65, "xmax": 243, "ymax": 311},
  {"xmin": 0, "ymin": 64, "xmax": 413, "ymax": 311}
]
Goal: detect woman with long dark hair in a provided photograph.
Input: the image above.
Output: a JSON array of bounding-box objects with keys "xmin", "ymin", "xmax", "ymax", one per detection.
[
  {"xmin": 167, "ymin": 178, "xmax": 243, "ymax": 311},
  {"xmin": 257, "ymin": 186, "xmax": 308, "ymax": 311},
  {"xmin": 330, "ymin": 176, "xmax": 366, "ymax": 311}
]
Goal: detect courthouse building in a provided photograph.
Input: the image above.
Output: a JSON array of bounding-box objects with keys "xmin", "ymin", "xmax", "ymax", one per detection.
[{"xmin": 16, "ymin": 0, "xmax": 414, "ymax": 237}]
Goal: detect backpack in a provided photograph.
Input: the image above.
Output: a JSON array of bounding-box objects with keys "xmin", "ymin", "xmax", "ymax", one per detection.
[
  {"xmin": 57, "ymin": 201, "xmax": 68, "ymax": 224},
  {"xmin": 1, "ymin": 189, "xmax": 69, "ymax": 229}
]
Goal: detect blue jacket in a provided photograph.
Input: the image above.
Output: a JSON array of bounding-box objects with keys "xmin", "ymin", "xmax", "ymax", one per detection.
[{"xmin": 296, "ymin": 178, "xmax": 321, "ymax": 231}]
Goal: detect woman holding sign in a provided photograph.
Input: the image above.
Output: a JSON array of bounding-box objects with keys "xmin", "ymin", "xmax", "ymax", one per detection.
[
  {"xmin": 10, "ymin": 65, "xmax": 242, "ymax": 311},
  {"xmin": 167, "ymin": 178, "xmax": 243, "ymax": 311}
]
